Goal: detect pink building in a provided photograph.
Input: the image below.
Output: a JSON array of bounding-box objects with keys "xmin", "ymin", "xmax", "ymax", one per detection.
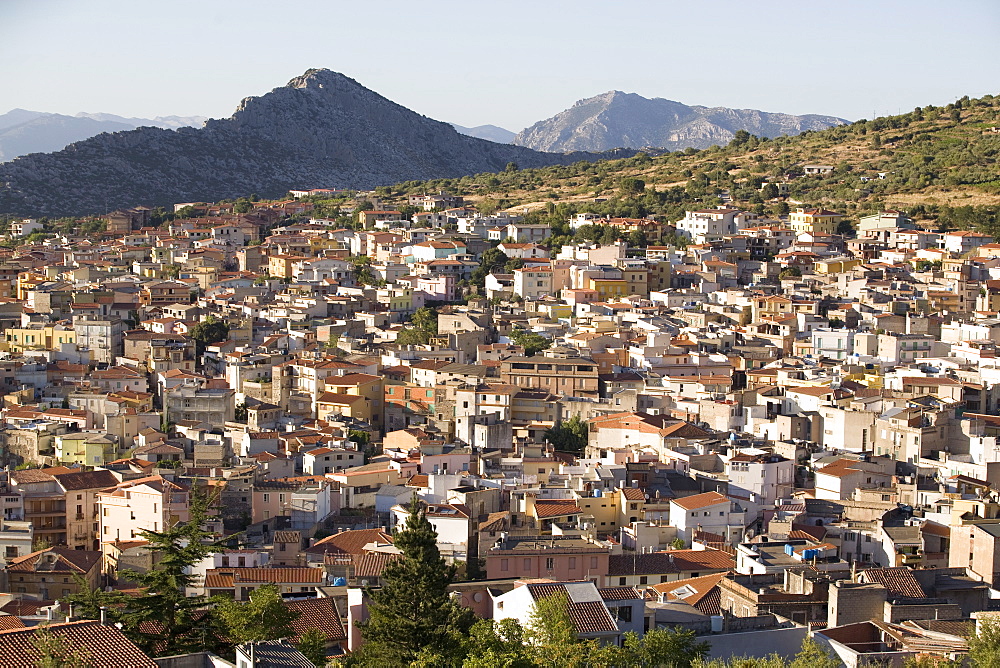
[
  {"xmin": 97, "ymin": 475, "xmax": 190, "ymax": 543},
  {"xmin": 485, "ymin": 535, "xmax": 609, "ymax": 581}
]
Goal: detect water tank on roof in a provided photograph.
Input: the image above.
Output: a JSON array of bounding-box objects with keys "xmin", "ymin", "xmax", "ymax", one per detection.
[
  {"xmin": 784, "ymin": 543, "xmax": 795, "ymax": 556},
  {"xmin": 333, "ymin": 577, "xmax": 347, "ymax": 587},
  {"xmin": 593, "ymin": 489, "xmax": 603, "ymax": 498}
]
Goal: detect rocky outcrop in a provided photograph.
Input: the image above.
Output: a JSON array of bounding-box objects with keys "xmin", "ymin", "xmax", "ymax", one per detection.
[
  {"xmin": 514, "ymin": 90, "xmax": 847, "ymax": 152},
  {"xmin": 0, "ymin": 70, "xmax": 621, "ymax": 217}
]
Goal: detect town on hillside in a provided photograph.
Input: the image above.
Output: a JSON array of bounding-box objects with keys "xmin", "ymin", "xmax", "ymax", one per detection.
[{"xmin": 0, "ymin": 191, "xmax": 999, "ymax": 666}]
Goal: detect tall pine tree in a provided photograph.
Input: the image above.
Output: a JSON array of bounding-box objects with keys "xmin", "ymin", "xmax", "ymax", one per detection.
[
  {"xmin": 119, "ymin": 482, "xmax": 227, "ymax": 656},
  {"xmin": 356, "ymin": 496, "xmax": 474, "ymax": 664}
]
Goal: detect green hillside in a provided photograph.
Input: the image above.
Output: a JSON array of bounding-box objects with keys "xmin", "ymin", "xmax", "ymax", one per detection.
[{"xmin": 377, "ymin": 94, "xmax": 1000, "ymax": 236}]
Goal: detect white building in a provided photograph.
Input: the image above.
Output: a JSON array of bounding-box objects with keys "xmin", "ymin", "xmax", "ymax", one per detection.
[
  {"xmin": 10, "ymin": 219, "xmax": 43, "ymax": 237},
  {"xmin": 675, "ymin": 208, "xmax": 754, "ymax": 244},
  {"xmin": 724, "ymin": 451, "xmax": 794, "ymax": 507},
  {"xmin": 668, "ymin": 491, "xmax": 744, "ymax": 543}
]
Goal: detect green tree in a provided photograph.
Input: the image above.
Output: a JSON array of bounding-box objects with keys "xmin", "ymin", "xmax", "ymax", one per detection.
[
  {"xmin": 670, "ymin": 537, "xmax": 687, "ymax": 550},
  {"xmin": 216, "ymin": 585, "xmax": 300, "ymax": 644},
  {"xmin": 234, "ymin": 401, "xmax": 248, "ymax": 422},
  {"xmin": 527, "ymin": 592, "xmax": 589, "ymax": 666},
  {"xmin": 471, "ymin": 247, "xmax": 510, "ymax": 288},
  {"xmin": 32, "ymin": 626, "xmax": 93, "ymax": 668},
  {"xmin": 621, "ymin": 627, "xmax": 710, "ymax": 667},
  {"xmin": 411, "ymin": 306, "xmax": 438, "ymax": 335},
  {"xmin": 509, "ymin": 327, "xmax": 551, "ymax": 356},
  {"xmin": 357, "ymin": 496, "xmax": 475, "ymax": 665},
  {"xmin": 119, "ymin": 485, "xmax": 227, "ymax": 656},
  {"xmin": 969, "ymin": 616, "xmax": 1000, "ymax": 667},
  {"xmin": 297, "ymin": 628, "xmax": 328, "ymax": 667},
  {"xmin": 778, "ymin": 267, "xmax": 802, "ymax": 280},
  {"xmin": 788, "ymin": 637, "xmax": 839, "ymax": 668},
  {"xmin": 544, "ymin": 415, "xmax": 588, "ymax": 453},
  {"xmin": 461, "ymin": 618, "xmax": 535, "ymax": 668},
  {"xmin": 620, "ymin": 177, "xmax": 646, "ymax": 197},
  {"xmin": 627, "ymin": 229, "xmax": 649, "ymax": 248},
  {"xmin": 525, "ymin": 593, "xmax": 623, "ymax": 667},
  {"xmin": 64, "ymin": 573, "xmax": 130, "ymax": 623},
  {"xmin": 760, "ymin": 183, "xmax": 779, "ymax": 199},
  {"xmin": 189, "ymin": 315, "xmax": 230, "ymax": 354},
  {"xmin": 396, "ymin": 328, "xmax": 432, "ymax": 346}
]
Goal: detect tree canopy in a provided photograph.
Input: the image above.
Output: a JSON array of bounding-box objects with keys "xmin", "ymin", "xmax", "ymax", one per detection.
[
  {"xmin": 544, "ymin": 415, "xmax": 588, "ymax": 453},
  {"xmin": 508, "ymin": 327, "xmax": 551, "ymax": 356},
  {"xmin": 356, "ymin": 496, "xmax": 475, "ymax": 664}
]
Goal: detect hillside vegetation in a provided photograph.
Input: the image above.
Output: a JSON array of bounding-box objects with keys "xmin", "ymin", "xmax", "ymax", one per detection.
[{"xmin": 381, "ymin": 94, "xmax": 1000, "ymax": 236}]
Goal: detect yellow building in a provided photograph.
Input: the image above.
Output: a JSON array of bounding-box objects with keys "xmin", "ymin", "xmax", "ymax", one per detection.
[
  {"xmin": 622, "ymin": 267, "xmax": 650, "ymax": 297},
  {"xmin": 788, "ymin": 208, "xmax": 844, "ymax": 235},
  {"xmin": 536, "ymin": 302, "xmax": 573, "ymax": 320},
  {"xmin": 322, "ymin": 373, "xmax": 384, "ymax": 431},
  {"xmin": 16, "ymin": 271, "xmax": 46, "ymax": 300},
  {"xmin": 267, "ymin": 254, "xmax": 310, "ymax": 279},
  {"xmin": 588, "ymin": 278, "xmax": 628, "ymax": 299},
  {"xmin": 814, "ymin": 258, "xmax": 861, "ymax": 274},
  {"xmin": 376, "ymin": 287, "xmax": 413, "ymax": 312},
  {"xmin": 55, "ymin": 432, "xmax": 118, "ymax": 466},
  {"xmin": 3, "ymin": 324, "xmax": 75, "ymax": 353}
]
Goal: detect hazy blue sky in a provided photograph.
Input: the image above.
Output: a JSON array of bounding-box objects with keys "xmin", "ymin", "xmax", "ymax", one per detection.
[{"xmin": 3, "ymin": 0, "xmax": 999, "ymax": 131}]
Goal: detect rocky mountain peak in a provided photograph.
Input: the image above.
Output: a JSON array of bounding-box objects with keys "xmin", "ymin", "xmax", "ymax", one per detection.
[
  {"xmin": 0, "ymin": 68, "xmax": 622, "ymax": 217},
  {"xmin": 515, "ymin": 91, "xmax": 847, "ymax": 153}
]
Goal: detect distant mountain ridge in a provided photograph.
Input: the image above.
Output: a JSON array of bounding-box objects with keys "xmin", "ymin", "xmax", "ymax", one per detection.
[
  {"xmin": 0, "ymin": 70, "xmax": 629, "ymax": 217},
  {"xmin": 0, "ymin": 109, "xmax": 206, "ymax": 162},
  {"xmin": 513, "ymin": 90, "xmax": 848, "ymax": 152},
  {"xmin": 451, "ymin": 123, "xmax": 515, "ymax": 144}
]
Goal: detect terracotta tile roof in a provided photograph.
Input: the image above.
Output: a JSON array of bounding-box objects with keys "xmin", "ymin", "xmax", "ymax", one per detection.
[
  {"xmin": 53, "ymin": 469, "xmax": 120, "ymax": 490},
  {"xmin": 206, "ymin": 567, "xmax": 324, "ymax": 585},
  {"xmin": 0, "ymin": 600, "xmax": 56, "ymax": 616},
  {"xmin": 859, "ymin": 567, "xmax": 927, "ymax": 599},
  {"xmin": 0, "ymin": 620, "xmax": 156, "ymax": 667},
  {"xmin": 407, "ymin": 474, "xmax": 429, "ymax": 488},
  {"xmin": 0, "ymin": 617, "xmax": 24, "ymax": 631},
  {"xmin": 6, "ymin": 547, "xmax": 101, "ymax": 574},
  {"xmin": 608, "ymin": 549, "xmax": 734, "ymax": 576},
  {"xmin": 788, "ymin": 524, "xmax": 827, "ymax": 541},
  {"xmin": 284, "ymin": 597, "xmax": 347, "ymax": 643},
  {"xmin": 353, "ymin": 552, "xmax": 401, "ymax": 578},
  {"xmin": 598, "ymin": 586, "xmax": 641, "ymax": 601},
  {"xmin": 532, "ymin": 499, "xmax": 583, "ymax": 519},
  {"xmin": 620, "ymin": 487, "xmax": 645, "ymax": 501},
  {"xmin": 10, "ymin": 469, "xmax": 56, "ymax": 485},
  {"xmin": 568, "ymin": 600, "xmax": 619, "ymax": 634},
  {"xmin": 920, "ymin": 521, "xmax": 951, "ymax": 537},
  {"xmin": 587, "ymin": 412, "xmax": 712, "ymax": 438},
  {"xmin": 306, "ymin": 529, "xmax": 393, "ymax": 556},
  {"xmin": 479, "ymin": 511, "xmax": 510, "ymax": 533},
  {"xmin": 523, "ymin": 584, "xmax": 618, "ymax": 635},
  {"xmin": 650, "ymin": 573, "xmax": 726, "ymax": 615},
  {"xmin": 670, "ymin": 491, "xmax": 730, "ymax": 511}
]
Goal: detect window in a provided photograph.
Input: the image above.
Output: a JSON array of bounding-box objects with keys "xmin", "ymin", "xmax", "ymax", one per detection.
[
  {"xmin": 545, "ymin": 558, "xmax": 554, "ymax": 570},
  {"xmin": 501, "ymin": 559, "xmax": 509, "ymax": 572},
  {"xmin": 619, "ymin": 577, "xmax": 627, "ymax": 586}
]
